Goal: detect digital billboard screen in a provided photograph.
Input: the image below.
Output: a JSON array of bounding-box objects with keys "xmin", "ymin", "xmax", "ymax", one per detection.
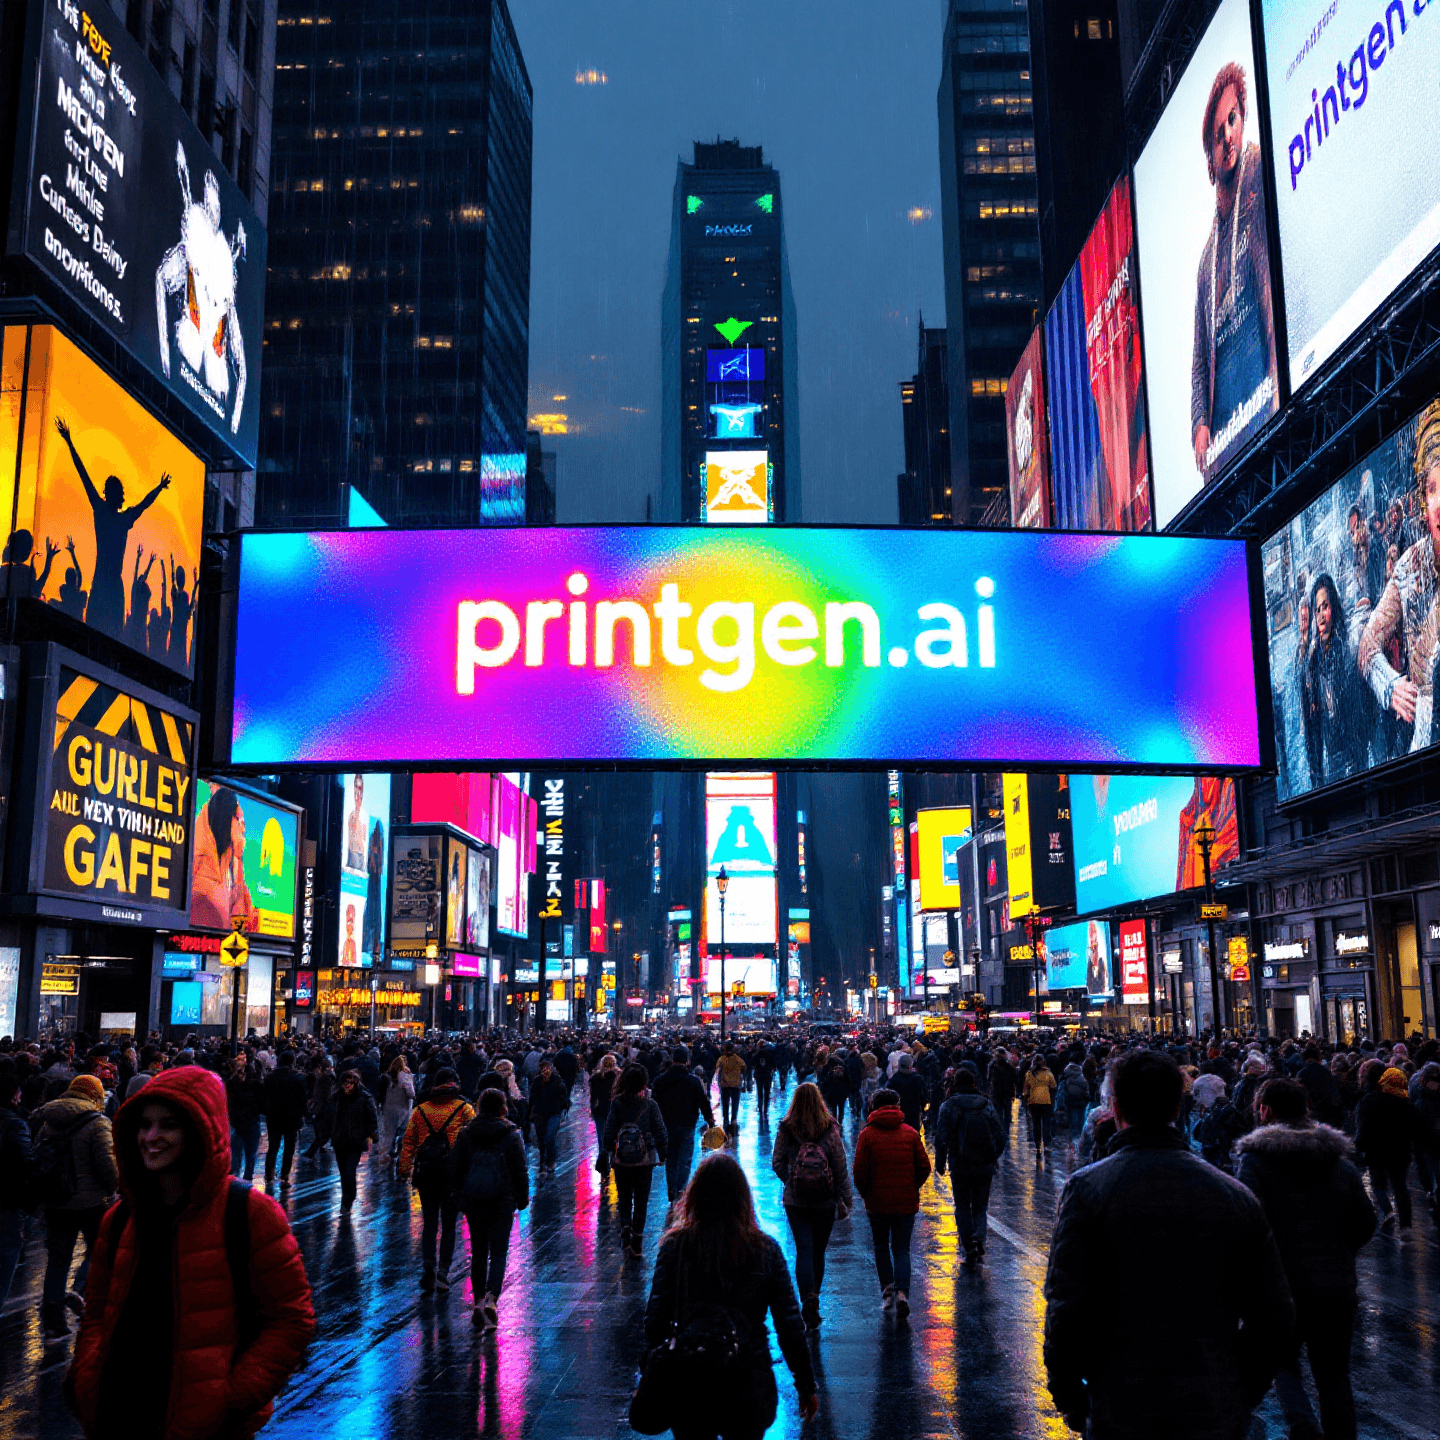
[
  {"xmin": 1, "ymin": 326, "xmax": 205, "ymax": 676},
  {"xmin": 704, "ymin": 451, "xmax": 771, "ymax": 523},
  {"xmin": 1262, "ymin": 395, "xmax": 1440, "ymax": 799},
  {"xmin": 1043, "ymin": 918, "xmax": 1112, "ymax": 995},
  {"xmin": 1263, "ymin": 0, "xmax": 1440, "ymax": 390},
  {"xmin": 191, "ymin": 780, "xmax": 299, "ymax": 938},
  {"xmin": 1071, "ymin": 774, "xmax": 1239, "ymax": 912},
  {"xmin": 231, "ymin": 526, "xmax": 1265, "ymax": 771},
  {"xmin": 1045, "ymin": 177, "xmax": 1152, "ymax": 533},
  {"xmin": 1006, "ymin": 328, "xmax": 1051, "ymax": 528},
  {"xmin": 1119, "ymin": 918, "xmax": 1149, "ymax": 1004},
  {"xmin": 706, "ymin": 349, "xmax": 766, "ymax": 383},
  {"xmin": 1135, "ymin": 0, "xmax": 1280, "ymax": 528},
  {"xmin": 917, "ymin": 806, "xmax": 973, "ymax": 911},
  {"xmin": 705, "ymin": 954, "xmax": 777, "ymax": 997},
  {"xmin": 9, "ymin": 0, "xmax": 267, "ymax": 465},
  {"xmin": 338, "ymin": 773, "xmax": 389, "ymax": 968},
  {"xmin": 705, "ymin": 772, "xmax": 777, "ymax": 946},
  {"xmin": 710, "ymin": 404, "xmax": 763, "ymax": 440}
]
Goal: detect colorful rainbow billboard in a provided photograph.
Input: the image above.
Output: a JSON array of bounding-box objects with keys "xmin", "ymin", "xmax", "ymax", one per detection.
[{"xmin": 228, "ymin": 526, "xmax": 1266, "ymax": 770}]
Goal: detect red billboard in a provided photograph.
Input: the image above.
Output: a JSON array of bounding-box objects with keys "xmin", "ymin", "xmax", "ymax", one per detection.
[
  {"xmin": 1006, "ymin": 327, "xmax": 1051, "ymax": 528},
  {"xmin": 1119, "ymin": 918, "xmax": 1148, "ymax": 1005}
]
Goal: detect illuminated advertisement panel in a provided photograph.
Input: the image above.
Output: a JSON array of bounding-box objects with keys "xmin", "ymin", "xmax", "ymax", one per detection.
[
  {"xmin": 231, "ymin": 527, "xmax": 1265, "ymax": 770},
  {"xmin": 705, "ymin": 772, "xmax": 777, "ymax": 946},
  {"xmin": 1119, "ymin": 918, "xmax": 1149, "ymax": 1004},
  {"xmin": 706, "ymin": 349, "xmax": 766, "ymax": 383},
  {"xmin": 338, "ymin": 773, "xmax": 389, "ymax": 968},
  {"xmin": 710, "ymin": 404, "xmax": 763, "ymax": 440},
  {"xmin": 1006, "ymin": 329, "xmax": 1051, "ymax": 528},
  {"xmin": 704, "ymin": 451, "xmax": 771, "ymax": 523},
  {"xmin": 704, "ymin": 954, "xmax": 777, "ymax": 997},
  {"xmin": 1003, "ymin": 774, "xmax": 1075, "ymax": 916},
  {"xmin": 1045, "ymin": 177, "xmax": 1151, "ymax": 533},
  {"xmin": 191, "ymin": 779, "xmax": 298, "ymax": 938},
  {"xmin": 0, "ymin": 326, "xmax": 205, "ymax": 675},
  {"xmin": 1043, "ymin": 917, "xmax": 1112, "ymax": 995},
  {"xmin": 1071, "ymin": 774, "xmax": 1238, "ymax": 911},
  {"xmin": 1135, "ymin": 0, "xmax": 1280, "ymax": 527},
  {"xmin": 1263, "ymin": 0, "xmax": 1440, "ymax": 390},
  {"xmin": 1262, "ymin": 395, "xmax": 1440, "ymax": 799}
]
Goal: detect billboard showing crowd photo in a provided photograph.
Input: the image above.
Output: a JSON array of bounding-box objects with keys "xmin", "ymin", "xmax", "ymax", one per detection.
[
  {"xmin": 1135, "ymin": 0, "xmax": 1280, "ymax": 528},
  {"xmin": 1263, "ymin": 396, "xmax": 1440, "ymax": 799}
]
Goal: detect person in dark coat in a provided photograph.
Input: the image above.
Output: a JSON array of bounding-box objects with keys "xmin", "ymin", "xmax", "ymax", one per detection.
[
  {"xmin": 642, "ymin": 1153, "xmax": 817, "ymax": 1439},
  {"xmin": 934, "ymin": 1069, "xmax": 1007, "ymax": 1267},
  {"xmin": 455, "ymin": 1042, "xmax": 484, "ymax": 1101},
  {"xmin": 329, "ymin": 1069, "xmax": 379, "ymax": 1212},
  {"xmin": 818, "ymin": 1057, "xmax": 851, "ymax": 1127},
  {"xmin": 528, "ymin": 1058, "xmax": 571, "ymax": 1176},
  {"xmin": 1235, "ymin": 1077, "xmax": 1375, "ymax": 1440},
  {"xmin": 601, "ymin": 1064, "xmax": 668, "ymax": 1256},
  {"xmin": 224, "ymin": 1054, "xmax": 264, "ymax": 1183},
  {"xmin": 450, "ymin": 1089, "xmax": 529, "ymax": 1330},
  {"xmin": 261, "ymin": 1051, "xmax": 308, "ymax": 1191},
  {"xmin": 0, "ymin": 1069, "xmax": 31, "ymax": 1306},
  {"xmin": 1354, "ymin": 1066, "xmax": 1417, "ymax": 1233},
  {"xmin": 553, "ymin": 1044, "xmax": 579, "ymax": 1091},
  {"xmin": 1296, "ymin": 1046, "xmax": 1344, "ymax": 1127},
  {"xmin": 888, "ymin": 1053, "xmax": 928, "ymax": 1133},
  {"xmin": 1043, "ymin": 1050, "xmax": 1293, "ymax": 1440},
  {"xmin": 651, "ymin": 1048, "xmax": 716, "ymax": 1202},
  {"xmin": 988, "ymin": 1050, "xmax": 1018, "ymax": 1123}
]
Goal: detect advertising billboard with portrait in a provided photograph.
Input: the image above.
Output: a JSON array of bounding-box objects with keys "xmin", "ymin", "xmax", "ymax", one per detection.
[
  {"xmin": 1071, "ymin": 774, "xmax": 1239, "ymax": 911},
  {"xmin": 445, "ymin": 836, "xmax": 467, "ymax": 948},
  {"xmin": 1006, "ymin": 329, "xmax": 1051, "ymax": 528},
  {"xmin": 190, "ymin": 780, "xmax": 298, "ymax": 938},
  {"xmin": 1263, "ymin": 396, "xmax": 1440, "ymax": 798},
  {"xmin": 467, "ymin": 845, "xmax": 491, "ymax": 951},
  {"xmin": 1119, "ymin": 918, "xmax": 1149, "ymax": 1004},
  {"xmin": 1043, "ymin": 918, "xmax": 1112, "ymax": 996},
  {"xmin": 337, "ymin": 773, "xmax": 389, "ymax": 968},
  {"xmin": 391, "ymin": 830, "xmax": 441, "ymax": 947},
  {"xmin": 0, "ymin": 325, "xmax": 205, "ymax": 675},
  {"xmin": 1135, "ymin": 0, "xmax": 1280, "ymax": 528},
  {"xmin": 917, "ymin": 806, "xmax": 974, "ymax": 911},
  {"xmin": 232, "ymin": 526, "xmax": 1265, "ymax": 772},
  {"xmin": 703, "ymin": 451, "xmax": 771, "ymax": 523},
  {"xmin": 8, "ymin": 0, "xmax": 267, "ymax": 465},
  {"xmin": 1262, "ymin": 0, "xmax": 1440, "ymax": 391},
  {"xmin": 1045, "ymin": 177, "xmax": 1152, "ymax": 533}
]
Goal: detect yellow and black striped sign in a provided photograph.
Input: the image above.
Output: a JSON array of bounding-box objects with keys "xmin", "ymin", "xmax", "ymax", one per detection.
[{"xmin": 53, "ymin": 668, "xmax": 192, "ymax": 767}]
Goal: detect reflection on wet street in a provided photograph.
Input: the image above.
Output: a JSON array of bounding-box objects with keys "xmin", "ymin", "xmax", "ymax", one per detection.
[{"xmin": 2, "ymin": 1083, "xmax": 1437, "ymax": 1439}]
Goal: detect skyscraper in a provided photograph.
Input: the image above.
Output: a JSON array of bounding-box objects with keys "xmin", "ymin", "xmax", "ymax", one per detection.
[
  {"xmin": 660, "ymin": 140, "xmax": 799, "ymax": 524},
  {"xmin": 897, "ymin": 321, "xmax": 952, "ymax": 525},
  {"xmin": 256, "ymin": 0, "xmax": 533, "ymax": 527},
  {"xmin": 937, "ymin": 0, "xmax": 1043, "ymax": 526}
]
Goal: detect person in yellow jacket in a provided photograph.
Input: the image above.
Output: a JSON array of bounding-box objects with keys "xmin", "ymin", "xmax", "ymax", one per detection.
[
  {"xmin": 398, "ymin": 1068, "xmax": 475, "ymax": 1291},
  {"xmin": 717, "ymin": 1042, "xmax": 748, "ymax": 1133},
  {"xmin": 1022, "ymin": 1058, "xmax": 1058, "ymax": 1158}
]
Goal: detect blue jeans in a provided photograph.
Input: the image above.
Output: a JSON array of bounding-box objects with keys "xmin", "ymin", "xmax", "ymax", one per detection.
[
  {"xmin": 665, "ymin": 1125, "xmax": 697, "ymax": 1200},
  {"xmin": 43, "ymin": 1205, "xmax": 104, "ymax": 1309},
  {"xmin": 867, "ymin": 1211, "xmax": 916, "ymax": 1294},
  {"xmin": 538, "ymin": 1113, "xmax": 561, "ymax": 1166},
  {"xmin": 1066, "ymin": 1105, "xmax": 1086, "ymax": 1143},
  {"xmin": 0, "ymin": 1207, "xmax": 24, "ymax": 1307},
  {"xmin": 231, "ymin": 1119, "xmax": 261, "ymax": 1180},
  {"xmin": 784, "ymin": 1203, "xmax": 836, "ymax": 1296}
]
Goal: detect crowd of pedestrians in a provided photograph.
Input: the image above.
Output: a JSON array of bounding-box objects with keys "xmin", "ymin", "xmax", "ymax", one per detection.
[{"xmin": 0, "ymin": 1017, "xmax": 1436, "ymax": 1439}]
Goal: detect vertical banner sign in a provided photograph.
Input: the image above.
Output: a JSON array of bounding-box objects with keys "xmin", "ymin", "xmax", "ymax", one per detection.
[
  {"xmin": 1119, "ymin": 918, "xmax": 1149, "ymax": 1004},
  {"xmin": 888, "ymin": 770, "xmax": 910, "ymax": 992},
  {"xmin": 537, "ymin": 776, "xmax": 566, "ymax": 922},
  {"xmin": 299, "ymin": 863, "xmax": 315, "ymax": 969},
  {"xmin": 589, "ymin": 879, "xmax": 607, "ymax": 953}
]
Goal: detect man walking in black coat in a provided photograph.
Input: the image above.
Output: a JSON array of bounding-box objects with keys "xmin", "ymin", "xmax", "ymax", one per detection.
[
  {"xmin": 651, "ymin": 1049, "xmax": 715, "ymax": 1202},
  {"xmin": 1236, "ymin": 1078, "xmax": 1375, "ymax": 1440},
  {"xmin": 890, "ymin": 1053, "xmax": 928, "ymax": 1133},
  {"xmin": 262, "ymin": 1050, "xmax": 309, "ymax": 1190},
  {"xmin": 1044, "ymin": 1050, "xmax": 1293, "ymax": 1440}
]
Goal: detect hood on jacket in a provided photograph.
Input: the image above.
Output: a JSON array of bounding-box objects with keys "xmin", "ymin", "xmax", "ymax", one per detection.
[
  {"xmin": 1234, "ymin": 1120, "xmax": 1353, "ymax": 1171},
  {"xmin": 112, "ymin": 1066, "xmax": 231, "ymax": 1210},
  {"xmin": 468, "ymin": 1115, "xmax": 517, "ymax": 1143},
  {"xmin": 865, "ymin": 1106, "xmax": 906, "ymax": 1130},
  {"xmin": 36, "ymin": 1092, "xmax": 107, "ymax": 1127},
  {"xmin": 947, "ymin": 1093, "xmax": 991, "ymax": 1113},
  {"xmin": 419, "ymin": 1082, "xmax": 462, "ymax": 1104}
]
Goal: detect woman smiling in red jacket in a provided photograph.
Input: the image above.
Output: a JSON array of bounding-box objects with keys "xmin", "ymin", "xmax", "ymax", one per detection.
[{"xmin": 69, "ymin": 1066, "xmax": 314, "ymax": 1440}]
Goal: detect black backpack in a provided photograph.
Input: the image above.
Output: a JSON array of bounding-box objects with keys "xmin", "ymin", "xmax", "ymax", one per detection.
[
  {"xmin": 462, "ymin": 1138, "xmax": 512, "ymax": 1206},
  {"xmin": 952, "ymin": 1103, "xmax": 1000, "ymax": 1167},
  {"xmin": 413, "ymin": 1104, "xmax": 465, "ymax": 1187},
  {"xmin": 614, "ymin": 1120, "xmax": 651, "ymax": 1168},
  {"xmin": 788, "ymin": 1141, "xmax": 834, "ymax": 1205},
  {"xmin": 30, "ymin": 1110, "xmax": 99, "ymax": 1208}
]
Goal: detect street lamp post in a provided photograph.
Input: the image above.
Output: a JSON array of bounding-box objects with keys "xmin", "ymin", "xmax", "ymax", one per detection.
[
  {"xmin": 1025, "ymin": 909, "xmax": 1045, "ymax": 1028},
  {"xmin": 717, "ymin": 866, "xmax": 729, "ymax": 1041},
  {"xmin": 1195, "ymin": 820, "xmax": 1223, "ymax": 1041}
]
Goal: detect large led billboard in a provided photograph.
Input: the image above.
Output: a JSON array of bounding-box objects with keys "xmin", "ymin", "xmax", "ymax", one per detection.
[
  {"xmin": 705, "ymin": 772, "xmax": 777, "ymax": 946},
  {"xmin": 1135, "ymin": 0, "xmax": 1280, "ymax": 528},
  {"xmin": 917, "ymin": 806, "xmax": 974, "ymax": 911},
  {"xmin": 1045, "ymin": 177, "xmax": 1152, "ymax": 533},
  {"xmin": 191, "ymin": 779, "xmax": 299, "ymax": 938},
  {"xmin": 1262, "ymin": 395, "xmax": 1440, "ymax": 799},
  {"xmin": 0, "ymin": 326, "xmax": 205, "ymax": 676},
  {"xmin": 1006, "ymin": 329, "xmax": 1051, "ymax": 528},
  {"xmin": 704, "ymin": 451, "xmax": 771, "ymax": 523},
  {"xmin": 338, "ymin": 774, "xmax": 390, "ymax": 968},
  {"xmin": 231, "ymin": 527, "xmax": 1266, "ymax": 770},
  {"xmin": 704, "ymin": 954, "xmax": 777, "ymax": 997},
  {"xmin": 1263, "ymin": 0, "xmax": 1440, "ymax": 390},
  {"xmin": 9, "ymin": 0, "xmax": 266, "ymax": 465},
  {"xmin": 1043, "ymin": 918, "xmax": 1112, "ymax": 996},
  {"xmin": 707, "ymin": 349, "xmax": 766, "ymax": 383},
  {"xmin": 1071, "ymin": 774, "xmax": 1239, "ymax": 912},
  {"xmin": 1003, "ymin": 774, "xmax": 1075, "ymax": 916}
]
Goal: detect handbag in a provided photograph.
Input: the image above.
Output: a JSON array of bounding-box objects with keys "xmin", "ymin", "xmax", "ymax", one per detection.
[{"xmin": 629, "ymin": 1238, "xmax": 686, "ymax": 1435}]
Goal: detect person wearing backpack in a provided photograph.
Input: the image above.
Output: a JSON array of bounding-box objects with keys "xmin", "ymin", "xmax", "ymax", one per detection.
[
  {"xmin": 770, "ymin": 1081, "xmax": 852, "ymax": 1330},
  {"xmin": 652, "ymin": 1048, "xmax": 717, "ymax": 1204},
  {"xmin": 0, "ymin": 1068, "xmax": 32, "ymax": 1307},
  {"xmin": 852, "ymin": 1087, "xmax": 931, "ymax": 1320},
  {"xmin": 450, "ymin": 1089, "xmax": 528, "ymax": 1330},
  {"xmin": 330, "ymin": 1069, "xmax": 379, "ymax": 1215},
  {"xmin": 636, "ymin": 1153, "xmax": 817, "ymax": 1440},
  {"xmin": 1060, "ymin": 1061, "xmax": 1091, "ymax": 1146},
  {"xmin": 398, "ymin": 1067, "xmax": 474, "ymax": 1291},
  {"xmin": 67, "ymin": 1065, "xmax": 313, "ymax": 1440},
  {"xmin": 934, "ymin": 1068, "xmax": 1007, "ymax": 1267},
  {"xmin": 33, "ymin": 1074, "xmax": 117, "ymax": 1338},
  {"xmin": 602, "ymin": 1063, "xmax": 668, "ymax": 1257}
]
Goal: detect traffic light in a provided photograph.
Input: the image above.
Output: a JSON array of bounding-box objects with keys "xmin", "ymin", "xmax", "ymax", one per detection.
[{"xmin": 868, "ymin": 974, "xmax": 879, "ymax": 990}]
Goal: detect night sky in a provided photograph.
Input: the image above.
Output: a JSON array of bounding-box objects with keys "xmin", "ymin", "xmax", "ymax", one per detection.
[{"xmin": 509, "ymin": 0, "xmax": 948, "ymax": 525}]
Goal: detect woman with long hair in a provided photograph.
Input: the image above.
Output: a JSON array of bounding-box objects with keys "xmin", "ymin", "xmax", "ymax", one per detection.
[
  {"xmin": 590, "ymin": 1052, "xmax": 620, "ymax": 1180},
  {"xmin": 377, "ymin": 1054, "xmax": 415, "ymax": 1163},
  {"xmin": 600, "ymin": 1064, "xmax": 667, "ymax": 1256},
  {"xmin": 643, "ymin": 1154, "xmax": 817, "ymax": 1439},
  {"xmin": 770, "ymin": 1081, "xmax": 852, "ymax": 1330}
]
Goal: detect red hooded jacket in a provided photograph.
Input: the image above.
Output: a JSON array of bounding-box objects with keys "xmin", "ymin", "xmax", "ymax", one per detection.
[
  {"xmin": 852, "ymin": 1106, "xmax": 932, "ymax": 1215},
  {"xmin": 70, "ymin": 1066, "xmax": 314, "ymax": 1440}
]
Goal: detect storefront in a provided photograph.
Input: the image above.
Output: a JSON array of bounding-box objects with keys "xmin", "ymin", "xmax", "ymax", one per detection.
[{"xmin": 1260, "ymin": 934, "xmax": 1317, "ymax": 1039}]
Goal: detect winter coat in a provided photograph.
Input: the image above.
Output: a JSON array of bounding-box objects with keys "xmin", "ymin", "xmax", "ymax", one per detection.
[
  {"xmin": 397, "ymin": 1087, "xmax": 475, "ymax": 1181},
  {"xmin": 852, "ymin": 1106, "xmax": 931, "ymax": 1215},
  {"xmin": 601, "ymin": 1094, "xmax": 668, "ymax": 1166},
  {"xmin": 1059, "ymin": 1064, "xmax": 1090, "ymax": 1112},
  {"xmin": 818, "ymin": 1062, "xmax": 850, "ymax": 1110},
  {"xmin": 1023, "ymin": 1067, "xmax": 1057, "ymax": 1108},
  {"xmin": 34, "ymin": 1094, "xmax": 118, "ymax": 1211},
  {"xmin": 889, "ymin": 1069, "xmax": 928, "ymax": 1132},
  {"xmin": 449, "ymin": 1115, "xmax": 529, "ymax": 1216},
  {"xmin": 528, "ymin": 1073, "xmax": 571, "ymax": 1124},
  {"xmin": 650, "ymin": 1065, "xmax": 714, "ymax": 1135},
  {"xmin": 588, "ymin": 1069, "xmax": 617, "ymax": 1117},
  {"xmin": 1296, "ymin": 1061, "xmax": 1344, "ymax": 1126},
  {"xmin": 988, "ymin": 1059, "xmax": 1017, "ymax": 1106},
  {"xmin": 1354, "ymin": 1089, "xmax": 1416, "ymax": 1167},
  {"xmin": 378, "ymin": 1071, "xmax": 416, "ymax": 1115},
  {"xmin": 1043, "ymin": 1126, "xmax": 1293, "ymax": 1440},
  {"xmin": 1234, "ymin": 1122, "xmax": 1375, "ymax": 1303},
  {"xmin": 224, "ymin": 1072, "xmax": 264, "ymax": 1131},
  {"xmin": 717, "ymin": 1053, "xmax": 747, "ymax": 1089},
  {"xmin": 329, "ymin": 1087, "xmax": 379, "ymax": 1153},
  {"xmin": 935, "ymin": 1093, "xmax": 1007, "ymax": 1177},
  {"xmin": 771, "ymin": 1117, "xmax": 853, "ymax": 1211},
  {"xmin": 0, "ymin": 1102, "xmax": 31, "ymax": 1209},
  {"xmin": 69, "ymin": 1066, "xmax": 314, "ymax": 1440},
  {"xmin": 260, "ymin": 1070, "xmax": 308, "ymax": 1130}
]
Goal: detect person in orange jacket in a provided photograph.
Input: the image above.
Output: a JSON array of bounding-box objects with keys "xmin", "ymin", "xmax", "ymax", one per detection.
[
  {"xmin": 68, "ymin": 1066, "xmax": 314, "ymax": 1440},
  {"xmin": 852, "ymin": 1087, "xmax": 931, "ymax": 1320},
  {"xmin": 398, "ymin": 1068, "xmax": 475, "ymax": 1292}
]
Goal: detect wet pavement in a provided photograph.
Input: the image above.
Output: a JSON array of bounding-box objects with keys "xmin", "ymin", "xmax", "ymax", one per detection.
[{"xmin": 2, "ymin": 1080, "xmax": 1438, "ymax": 1439}]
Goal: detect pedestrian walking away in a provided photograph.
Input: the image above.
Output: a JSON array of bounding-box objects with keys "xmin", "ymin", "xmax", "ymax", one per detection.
[
  {"xmin": 602, "ymin": 1063, "xmax": 668, "ymax": 1255},
  {"xmin": 398, "ymin": 1068, "xmax": 475, "ymax": 1291},
  {"xmin": 852, "ymin": 1086, "xmax": 931, "ymax": 1319},
  {"xmin": 934, "ymin": 1068, "xmax": 1006, "ymax": 1267}
]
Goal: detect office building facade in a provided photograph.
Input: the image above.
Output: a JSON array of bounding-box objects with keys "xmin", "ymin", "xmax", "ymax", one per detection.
[{"xmin": 898, "ymin": 321, "xmax": 953, "ymax": 525}]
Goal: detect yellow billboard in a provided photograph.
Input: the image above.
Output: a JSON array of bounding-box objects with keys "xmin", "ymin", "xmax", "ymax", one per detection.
[
  {"xmin": 0, "ymin": 326, "xmax": 205, "ymax": 676},
  {"xmin": 916, "ymin": 806, "xmax": 973, "ymax": 911},
  {"xmin": 1003, "ymin": 774, "xmax": 1034, "ymax": 917}
]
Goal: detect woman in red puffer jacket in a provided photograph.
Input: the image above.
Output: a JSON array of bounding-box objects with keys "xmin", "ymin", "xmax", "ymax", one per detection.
[
  {"xmin": 69, "ymin": 1065, "xmax": 314, "ymax": 1440},
  {"xmin": 852, "ymin": 1088, "xmax": 932, "ymax": 1322}
]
